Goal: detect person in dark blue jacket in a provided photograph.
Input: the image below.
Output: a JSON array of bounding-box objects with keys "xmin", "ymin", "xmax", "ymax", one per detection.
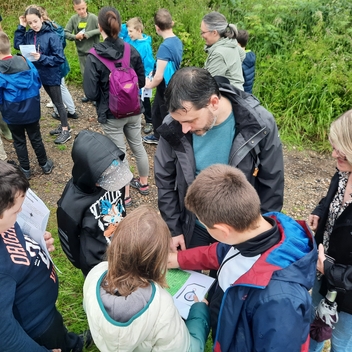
[
  {"xmin": 14, "ymin": 6, "xmax": 71, "ymax": 144},
  {"xmin": 237, "ymin": 30, "xmax": 256, "ymax": 94},
  {"xmin": 168, "ymin": 164, "xmax": 317, "ymax": 352},
  {"xmin": 0, "ymin": 161, "xmax": 84, "ymax": 352},
  {"xmin": 0, "ymin": 31, "xmax": 53, "ymax": 179}
]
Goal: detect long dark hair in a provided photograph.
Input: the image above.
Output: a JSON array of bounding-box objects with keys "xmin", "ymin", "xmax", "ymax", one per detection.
[{"xmin": 98, "ymin": 6, "xmax": 121, "ymax": 39}]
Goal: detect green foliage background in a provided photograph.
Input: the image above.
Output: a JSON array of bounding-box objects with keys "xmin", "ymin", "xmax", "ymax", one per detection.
[
  {"xmin": 2, "ymin": 0, "xmax": 352, "ymax": 350},
  {"xmin": 3, "ymin": 0, "xmax": 352, "ymax": 150}
]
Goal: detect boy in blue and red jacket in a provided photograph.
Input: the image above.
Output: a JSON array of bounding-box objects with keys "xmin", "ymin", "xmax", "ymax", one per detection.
[
  {"xmin": 168, "ymin": 164, "xmax": 317, "ymax": 352},
  {"xmin": 0, "ymin": 31, "xmax": 53, "ymax": 179}
]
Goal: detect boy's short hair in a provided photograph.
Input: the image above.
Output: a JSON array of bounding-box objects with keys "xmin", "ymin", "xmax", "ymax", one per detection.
[
  {"xmin": 154, "ymin": 8, "xmax": 173, "ymax": 31},
  {"xmin": 126, "ymin": 17, "xmax": 144, "ymax": 32},
  {"xmin": 185, "ymin": 164, "xmax": 261, "ymax": 231},
  {"xmin": 237, "ymin": 29, "xmax": 249, "ymax": 47},
  {"xmin": 0, "ymin": 161, "xmax": 29, "ymax": 216},
  {"xmin": 0, "ymin": 31, "xmax": 11, "ymax": 55},
  {"xmin": 73, "ymin": 0, "xmax": 85, "ymax": 5}
]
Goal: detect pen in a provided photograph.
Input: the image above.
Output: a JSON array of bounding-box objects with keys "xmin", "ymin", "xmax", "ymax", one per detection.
[{"xmin": 37, "ymin": 44, "xmax": 40, "ymax": 53}]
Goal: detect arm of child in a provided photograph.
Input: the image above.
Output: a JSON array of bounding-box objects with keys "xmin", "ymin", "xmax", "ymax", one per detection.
[
  {"xmin": 185, "ymin": 301, "xmax": 210, "ymax": 352},
  {"xmin": 64, "ymin": 17, "xmax": 77, "ymax": 41},
  {"xmin": 177, "ymin": 243, "xmax": 220, "ymax": 271},
  {"xmin": 84, "ymin": 28, "xmax": 100, "ymax": 39},
  {"xmin": 14, "ymin": 23, "xmax": 27, "ymax": 50},
  {"xmin": 145, "ymin": 59, "xmax": 167, "ymax": 89}
]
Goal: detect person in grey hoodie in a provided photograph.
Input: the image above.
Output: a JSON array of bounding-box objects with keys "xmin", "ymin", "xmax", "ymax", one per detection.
[{"xmin": 201, "ymin": 11, "xmax": 245, "ymax": 90}]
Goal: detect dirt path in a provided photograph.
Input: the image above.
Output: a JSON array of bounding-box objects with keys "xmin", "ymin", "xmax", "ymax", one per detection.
[{"xmin": 2, "ymin": 86, "xmax": 335, "ymax": 220}]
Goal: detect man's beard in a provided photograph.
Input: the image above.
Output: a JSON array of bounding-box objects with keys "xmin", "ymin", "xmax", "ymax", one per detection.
[{"xmin": 192, "ymin": 112, "xmax": 217, "ymax": 136}]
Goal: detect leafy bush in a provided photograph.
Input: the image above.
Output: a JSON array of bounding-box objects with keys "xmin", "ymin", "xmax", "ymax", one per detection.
[{"xmin": 4, "ymin": 0, "xmax": 352, "ymax": 150}]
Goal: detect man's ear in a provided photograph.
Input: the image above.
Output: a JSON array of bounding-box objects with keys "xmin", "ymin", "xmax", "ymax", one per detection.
[{"xmin": 209, "ymin": 94, "xmax": 220, "ymax": 112}]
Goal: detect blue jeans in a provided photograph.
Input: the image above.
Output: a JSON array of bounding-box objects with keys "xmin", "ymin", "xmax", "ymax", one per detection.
[
  {"xmin": 309, "ymin": 278, "xmax": 352, "ymax": 352},
  {"xmin": 53, "ymin": 78, "xmax": 75, "ymax": 114}
]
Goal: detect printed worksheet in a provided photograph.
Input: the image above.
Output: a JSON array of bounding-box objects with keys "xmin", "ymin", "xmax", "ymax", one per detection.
[
  {"xmin": 17, "ymin": 188, "xmax": 52, "ymax": 261},
  {"xmin": 166, "ymin": 269, "xmax": 215, "ymax": 319}
]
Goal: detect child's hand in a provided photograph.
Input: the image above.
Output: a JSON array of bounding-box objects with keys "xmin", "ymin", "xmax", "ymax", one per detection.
[
  {"xmin": 75, "ymin": 33, "xmax": 85, "ymax": 41},
  {"xmin": 44, "ymin": 231, "xmax": 55, "ymax": 252},
  {"xmin": 19, "ymin": 16, "xmax": 27, "ymax": 27},
  {"xmin": 167, "ymin": 252, "xmax": 179, "ymax": 268},
  {"xmin": 193, "ymin": 294, "xmax": 208, "ymax": 305},
  {"xmin": 30, "ymin": 52, "xmax": 40, "ymax": 61}
]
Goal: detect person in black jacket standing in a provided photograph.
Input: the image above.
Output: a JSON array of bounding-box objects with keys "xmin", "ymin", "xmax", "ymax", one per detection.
[
  {"xmin": 154, "ymin": 67, "xmax": 284, "ymax": 252},
  {"xmin": 83, "ymin": 6, "xmax": 149, "ymax": 208},
  {"xmin": 308, "ymin": 110, "xmax": 352, "ymax": 352}
]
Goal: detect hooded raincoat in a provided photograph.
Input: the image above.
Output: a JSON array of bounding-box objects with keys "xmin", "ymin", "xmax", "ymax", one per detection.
[{"xmin": 57, "ymin": 130, "xmax": 127, "ymax": 275}]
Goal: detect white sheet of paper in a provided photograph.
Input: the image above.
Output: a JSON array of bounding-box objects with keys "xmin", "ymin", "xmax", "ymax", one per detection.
[
  {"xmin": 172, "ymin": 270, "xmax": 215, "ymax": 319},
  {"xmin": 141, "ymin": 87, "xmax": 152, "ymax": 101},
  {"xmin": 16, "ymin": 188, "xmax": 51, "ymax": 261},
  {"xmin": 19, "ymin": 45, "xmax": 37, "ymax": 61}
]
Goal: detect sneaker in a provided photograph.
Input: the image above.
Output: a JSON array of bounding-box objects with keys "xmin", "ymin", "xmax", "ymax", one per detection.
[
  {"xmin": 51, "ymin": 112, "xmax": 60, "ymax": 121},
  {"xmin": 130, "ymin": 177, "xmax": 149, "ymax": 195},
  {"xmin": 54, "ymin": 130, "xmax": 71, "ymax": 144},
  {"xmin": 20, "ymin": 167, "xmax": 31, "ymax": 180},
  {"xmin": 124, "ymin": 196, "xmax": 132, "ymax": 207},
  {"xmin": 46, "ymin": 101, "xmax": 67, "ymax": 108},
  {"xmin": 81, "ymin": 96, "xmax": 89, "ymax": 103},
  {"xmin": 41, "ymin": 159, "xmax": 54, "ymax": 174},
  {"xmin": 143, "ymin": 123, "xmax": 153, "ymax": 134},
  {"xmin": 143, "ymin": 134, "xmax": 159, "ymax": 145},
  {"xmin": 68, "ymin": 112, "xmax": 79, "ymax": 119},
  {"xmin": 50, "ymin": 124, "xmax": 72, "ymax": 136}
]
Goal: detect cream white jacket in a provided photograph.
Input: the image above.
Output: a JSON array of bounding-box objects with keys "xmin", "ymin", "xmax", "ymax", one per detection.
[{"xmin": 83, "ymin": 262, "xmax": 209, "ymax": 352}]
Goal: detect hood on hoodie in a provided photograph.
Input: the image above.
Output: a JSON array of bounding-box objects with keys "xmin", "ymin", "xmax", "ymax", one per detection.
[
  {"xmin": 71, "ymin": 130, "xmax": 125, "ymax": 193},
  {"xmin": 0, "ymin": 55, "xmax": 37, "ymax": 90}
]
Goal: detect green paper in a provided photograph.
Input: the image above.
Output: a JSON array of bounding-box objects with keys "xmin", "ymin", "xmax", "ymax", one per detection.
[{"xmin": 166, "ymin": 269, "xmax": 191, "ymax": 296}]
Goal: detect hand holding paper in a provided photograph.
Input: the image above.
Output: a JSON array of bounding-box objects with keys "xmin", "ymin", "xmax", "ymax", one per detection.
[{"xmin": 19, "ymin": 45, "xmax": 38, "ymax": 61}]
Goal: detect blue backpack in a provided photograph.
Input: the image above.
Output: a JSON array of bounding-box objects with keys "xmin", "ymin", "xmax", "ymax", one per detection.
[{"xmin": 46, "ymin": 20, "xmax": 70, "ymax": 77}]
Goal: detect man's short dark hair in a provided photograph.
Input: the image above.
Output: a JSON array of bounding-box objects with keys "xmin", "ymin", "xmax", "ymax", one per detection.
[
  {"xmin": 0, "ymin": 161, "xmax": 29, "ymax": 216},
  {"xmin": 164, "ymin": 67, "xmax": 220, "ymax": 113},
  {"xmin": 237, "ymin": 29, "xmax": 249, "ymax": 47}
]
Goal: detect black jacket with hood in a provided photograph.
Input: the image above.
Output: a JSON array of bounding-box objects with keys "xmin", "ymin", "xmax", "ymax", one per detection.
[
  {"xmin": 57, "ymin": 130, "xmax": 126, "ymax": 276},
  {"xmin": 83, "ymin": 37, "xmax": 145, "ymax": 124},
  {"xmin": 154, "ymin": 80, "xmax": 284, "ymax": 247}
]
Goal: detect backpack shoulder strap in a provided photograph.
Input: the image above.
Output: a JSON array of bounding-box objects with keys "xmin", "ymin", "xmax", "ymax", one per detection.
[
  {"xmin": 88, "ymin": 47, "xmax": 117, "ymax": 72},
  {"xmin": 120, "ymin": 42, "xmax": 131, "ymax": 67}
]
